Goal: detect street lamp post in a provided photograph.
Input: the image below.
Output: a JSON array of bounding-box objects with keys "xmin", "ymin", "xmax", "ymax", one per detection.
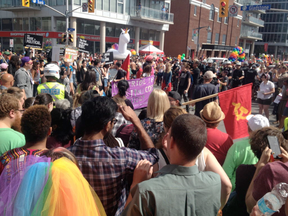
[{"xmin": 195, "ymin": 26, "xmax": 211, "ymax": 58}]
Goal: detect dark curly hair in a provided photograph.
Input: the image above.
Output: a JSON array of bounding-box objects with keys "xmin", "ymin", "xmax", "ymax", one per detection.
[
  {"xmin": 21, "ymin": 105, "xmax": 51, "ymax": 143},
  {"xmin": 250, "ymin": 126, "xmax": 288, "ymax": 159}
]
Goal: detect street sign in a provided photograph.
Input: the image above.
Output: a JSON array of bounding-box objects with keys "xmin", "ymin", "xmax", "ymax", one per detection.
[
  {"xmin": 9, "ymin": 39, "xmax": 14, "ymax": 48},
  {"xmin": 241, "ymin": 4, "xmax": 271, "ymax": 11},
  {"xmin": 68, "ymin": 28, "xmax": 75, "ymax": 32},
  {"xmin": 32, "ymin": 0, "xmax": 45, "ymax": 5},
  {"xmin": 82, "ymin": 3, "xmax": 88, "ymax": 12},
  {"xmin": 229, "ymin": 5, "xmax": 238, "ymax": 17}
]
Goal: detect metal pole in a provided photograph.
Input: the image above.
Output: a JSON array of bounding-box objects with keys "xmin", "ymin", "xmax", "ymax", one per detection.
[
  {"xmin": 197, "ymin": 30, "xmax": 200, "ymax": 58},
  {"xmin": 66, "ymin": 0, "xmax": 69, "ymax": 45}
]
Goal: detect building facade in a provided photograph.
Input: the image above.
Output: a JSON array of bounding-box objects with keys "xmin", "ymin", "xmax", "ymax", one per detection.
[
  {"xmin": 255, "ymin": 0, "xmax": 288, "ymax": 59},
  {"xmin": 0, "ymin": 0, "xmax": 173, "ymax": 54},
  {"xmin": 165, "ymin": 0, "xmax": 242, "ymax": 59},
  {"xmin": 238, "ymin": 0, "xmax": 264, "ymax": 57}
]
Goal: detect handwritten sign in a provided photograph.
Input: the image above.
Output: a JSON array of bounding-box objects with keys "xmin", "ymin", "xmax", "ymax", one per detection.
[
  {"xmin": 112, "ymin": 77, "xmax": 155, "ymax": 109},
  {"xmin": 64, "ymin": 47, "xmax": 78, "ymax": 63}
]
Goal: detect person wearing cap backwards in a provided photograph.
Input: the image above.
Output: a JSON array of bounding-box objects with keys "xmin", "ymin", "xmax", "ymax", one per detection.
[
  {"xmin": 0, "ymin": 63, "xmax": 8, "ymax": 76},
  {"xmin": 0, "ymin": 51, "xmax": 11, "ymax": 64},
  {"xmin": 14, "ymin": 57, "xmax": 33, "ymax": 99},
  {"xmin": 257, "ymin": 73, "xmax": 275, "ymax": 119},
  {"xmin": 200, "ymin": 102, "xmax": 233, "ymax": 166},
  {"xmin": 231, "ymin": 62, "xmax": 245, "ymax": 88},
  {"xmin": 192, "ymin": 71, "xmax": 218, "ymax": 117},
  {"xmin": 223, "ymin": 114, "xmax": 269, "ymax": 192},
  {"xmin": 168, "ymin": 91, "xmax": 182, "ymax": 107},
  {"xmin": 37, "ymin": 64, "xmax": 66, "ymax": 102},
  {"xmin": 199, "ymin": 59, "xmax": 207, "ymax": 73}
]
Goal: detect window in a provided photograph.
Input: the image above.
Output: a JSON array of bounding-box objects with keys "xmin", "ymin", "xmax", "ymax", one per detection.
[
  {"xmin": 118, "ymin": 0, "xmax": 123, "ymax": 13},
  {"xmin": 106, "ymin": 23, "xmax": 115, "ymax": 36},
  {"xmin": 57, "ymin": 0, "xmax": 64, "ymax": 5},
  {"xmin": 125, "ymin": 0, "xmax": 130, "ymax": 15},
  {"xmin": 42, "ymin": 17, "xmax": 51, "ymax": 31},
  {"xmin": 217, "ymin": 13, "xmax": 222, "ymax": 22},
  {"xmin": 222, "ymin": 34, "xmax": 226, "ymax": 45},
  {"xmin": 30, "ymin": 17, "xmax": 41, "ymax": 31},
  {"xmin": 23, "ymin": 18, "xmax": 29, "ymax": 30},
  {"xmin": 207, "ymin": 32, "xmax": 212, "ymax": 43},
  {"xmin": 235, "ymin": 37, "xmax": 238, "ymax": 46},
  {"xmin": 84, "ymin": 21, "xmax": 94, "ymax": 35},
  {"xmin": 56, "ymin": 18, "xmax": 66, "ymax": 32},
  {"xmin": 74, "ymin": 0, "xmax": 80, "ymax": 5},
  {"xmin": 209, "ymin": 4, "xmax": 215, "ymax": 20},
  {"xmin": 224, "ymin": 16, "xmax": 229, "ymax": 24},
  {"xmin": 2, "ymin": 19, "xmax": 12, "ymax": 31},
  {"xmin": 13, "ymin": 18, "xmax": 23, "ymax": 31},
  {"xmin": 96, "ymin": 0, "xmax": 103, "ymax": 10},
  {"xmin": 94, "ymin": 23, "xmax": 100, "ymax": 35},
  {"xmin": 194, "ymin": 6, "xmax": 197, "ymax": 16},
  {"xmin": 110, "ymin": 0, "xmax": 117, "ymax": 12},
  {"xmin": 215, "ymin": 33, "xmax": 219, "ymax": 45},
  {"xmin": 140, "ymin": 29, "xmax": 149, "ymax": 40},
  {"xmin": 115, "ymin": 26, "xmax": 124, "ymax": 37},
  {"xmin": 104, "ymin": 0, "xmax": 110, "ymax": 11}
]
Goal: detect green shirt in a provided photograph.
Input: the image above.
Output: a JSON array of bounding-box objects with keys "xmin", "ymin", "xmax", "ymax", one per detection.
[
  {"xmin": 0, "ymin": 128, "xmax": 25, "ymax": 156},
  {"xmin": 222, "ymin": 138, "xmax": 258, "ymax": 191},
  {"xmin": 122, "ymin": 164, "xmax": 221, "ymax": 216}
]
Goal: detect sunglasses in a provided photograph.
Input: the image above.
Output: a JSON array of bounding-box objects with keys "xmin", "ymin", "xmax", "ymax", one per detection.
[
  {"xmin": 26, "ymin": 61, "xmax": 33, "ymax": 65},
  {"xmin": 111, "ymin": 118, "xmax": 118, "ymax": 125}
]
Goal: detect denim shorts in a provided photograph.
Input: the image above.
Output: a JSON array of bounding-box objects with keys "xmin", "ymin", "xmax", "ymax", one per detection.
[{"xmin": 103, "ymin": 78, "xmax": 108, "ymax": 87}]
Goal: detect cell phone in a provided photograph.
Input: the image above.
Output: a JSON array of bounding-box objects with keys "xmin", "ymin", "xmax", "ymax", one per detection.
[{"xmin": 267, "ymin": 136, "xmax": 282, "ymax": 159}]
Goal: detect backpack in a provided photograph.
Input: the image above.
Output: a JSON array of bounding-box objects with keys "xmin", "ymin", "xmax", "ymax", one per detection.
[{"xmin": 115, "ymin": 124, "xmax": 134, "ymax": 147}]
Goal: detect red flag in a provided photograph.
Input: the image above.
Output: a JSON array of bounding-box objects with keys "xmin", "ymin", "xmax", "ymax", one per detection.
[
  {"xmin": 218, "ymin": 83, "xmax": 253, "ymax": 140},
  {"xmin": 122, "ymin": 54, "xmax": 130, "ymax": 80}
]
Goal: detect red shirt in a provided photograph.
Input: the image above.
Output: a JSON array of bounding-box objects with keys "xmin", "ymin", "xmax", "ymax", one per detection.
[
  {"xmin": 136, "ymin": 68, "xmax": 143, "ymax": 79},
  {"xmin": 205, "ymin": 128, "xmax": 233, "ymax": 165}
]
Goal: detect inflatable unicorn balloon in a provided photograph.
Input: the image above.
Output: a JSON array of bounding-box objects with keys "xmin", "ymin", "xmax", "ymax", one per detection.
[{"xmin": 107, "ymin": 28, "xmax": 131, "ymax": 60}]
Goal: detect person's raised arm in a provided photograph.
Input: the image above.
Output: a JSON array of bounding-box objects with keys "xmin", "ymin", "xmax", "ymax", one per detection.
[{"xmin": 119, "ymin": 105, "xmax": 154, "ymax": 149}]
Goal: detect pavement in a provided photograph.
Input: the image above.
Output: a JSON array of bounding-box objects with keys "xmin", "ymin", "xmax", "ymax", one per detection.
[{"xmin": 135, "ymin": 85, "xmax": 277, "ymax": 143}]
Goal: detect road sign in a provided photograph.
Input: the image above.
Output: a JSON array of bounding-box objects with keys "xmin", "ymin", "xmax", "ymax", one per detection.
[
  {"xmin": 68, "ymin": 28, "xmax": 75, "ymax": 32},
  {"xmin": 82, "ymin": 3, "xmax": 88, "ymax": 12},
  {"xmin": 9, "ymin": 39, "xmax": 14, "ymax": 48},
  {"xmin": 241, "ymin": 4, "xmax": 270, "ymax": 11},
  {"xmin": 229, "ymin": 5, "xmax": 238, "ymax": 17},
  {"xmin": 32, "ymin": 0, "xmax": 45, "ymax": 4}
]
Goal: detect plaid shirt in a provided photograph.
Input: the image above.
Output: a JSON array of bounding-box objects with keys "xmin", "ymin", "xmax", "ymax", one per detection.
[
  {"xmin": 68, "ymin": 139, "xmax": 159, "ymax": 216},
  {"xmin": 111, "ymin": 112, "xmax": 130, "ymax": 136}
]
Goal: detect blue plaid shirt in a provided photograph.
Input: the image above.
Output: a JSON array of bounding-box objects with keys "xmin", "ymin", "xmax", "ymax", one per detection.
[{"xmin": 68, "ymin": 138, "xmax": 159, "ymax": 216}]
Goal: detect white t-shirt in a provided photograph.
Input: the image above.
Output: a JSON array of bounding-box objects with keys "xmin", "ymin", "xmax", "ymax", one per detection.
[{"xmin": 258, "ymin": 80, "xmax": 275, "ymax": 100}]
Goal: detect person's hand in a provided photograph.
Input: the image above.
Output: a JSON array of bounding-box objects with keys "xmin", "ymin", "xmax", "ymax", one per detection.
[
  {"xmin": 184, "ymin": 90, "xmax": 187, "ymax": 94},
  {"xmin": 257, "ymin": 147, "xmax": 272, "ymax": 168},
  {"xmin": 118, "ymin": 104, "xmax": 138, "ymax": 123},
  {"xmin": 131, "ymin": 160, "xmax": 153, "ymax": 187},
  {"xmin": 279, "ymin": 146, "xmax": 288, "ymax": 163},
  {"xmin": 250, "ymin": 205, "xmax": 261, "ymax": 216},
  {"xmin": 217, "ymin": 79, "xmax": 220, "ymax": 84}
]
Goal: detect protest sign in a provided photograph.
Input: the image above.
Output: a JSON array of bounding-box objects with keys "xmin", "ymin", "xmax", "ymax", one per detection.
[
  {"xmin": 24, "ymin": 34, "xmax": 43, "ymax": 49},
  {"xmin": 64, "ymin": 47, "xmax": 78, "ymax": 63},
  {"xmin": 77, "ymin": 38, "xmax": 90, "ymax": 53},
  {"xmin": 112, "ymin": 76, "xmax": 154, "ymax": 109},
  {"xmin": 104, "ymin": 52, "xmax": 114, "ymax": 64}
]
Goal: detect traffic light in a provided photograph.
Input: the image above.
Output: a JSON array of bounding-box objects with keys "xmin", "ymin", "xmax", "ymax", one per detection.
[
  {"xmin": 61, "ymin": 33, "xmax": 67, "ymax": 43},
  {"xmin": 69, "ymin": 34, "xmax": 73, "ymax": 43},
  {"xmin": 88, "ymin": 0, "xmax": 95, "ymax": 13},
  {"xmin": 22, "ymin": 0, "xmax": 30, "ymax": 7},
  {"xmin": 219, "ymin": 0, "xmax": 229, "ymax": 18}
]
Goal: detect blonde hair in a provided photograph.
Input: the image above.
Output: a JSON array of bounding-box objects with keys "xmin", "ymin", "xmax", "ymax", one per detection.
[
  {"xmin": 165, "ymin": 62, "xmax": 172, "ymax": 73},
  {"xmin": 49, "ymin": 147, "xmax": 79, "ymax": 168},
  {"xmin": 147, "ymin": 89, "xmax": 170, "ymax": 122}
]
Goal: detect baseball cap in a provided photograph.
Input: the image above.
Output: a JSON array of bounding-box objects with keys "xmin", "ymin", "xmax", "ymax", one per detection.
[
  {"xmin": 0, "ymin": 63, "xmax": 8, "ymax": 70},
  {"xmin": 246, "ymin": 114, "xmax": 270, "ymax": 131},
  {"xmin": 207, "ymin": 59, "xmax": 213, "ymax": 63},
  {"xmin": 203, "ymin": 71, "xmax": 214, "ymax": 79},
  {"xmin": 252, "ymin": 64, "xmax": 256, "ymax": 68},
  {"xmin": 21, "ymin": 57, "xmax": 31, "ymax": 67},
  {"xmin": 236, "ymin": 62, "xmax": 241, "ymax": 66},
  {"xmin": 202, "ymin": 59, "xmax": 207, "ymax": 63},
  {"xmin": 168, "ymin": 91, "xmax": 182, "ymax": 105},
  {"xmin": 146, "ymin": 55, "xmax": 154, "ymax": 62},
  {"xmin": 3, "ymin": 51, "xmax": 10, "ymax": 55}
]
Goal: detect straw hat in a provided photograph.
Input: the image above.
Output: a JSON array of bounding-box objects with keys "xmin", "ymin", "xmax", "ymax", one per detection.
[{"xmin": 200, "ymin": 102, "xmax": 225, "ymax": 124}]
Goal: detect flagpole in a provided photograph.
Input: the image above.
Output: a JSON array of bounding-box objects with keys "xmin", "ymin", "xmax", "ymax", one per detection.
[{"xmin": 182, "ymin": 93, "xmax": 219, "ymax": 106}]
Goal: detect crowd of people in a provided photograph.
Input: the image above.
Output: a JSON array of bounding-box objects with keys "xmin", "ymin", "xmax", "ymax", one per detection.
[{"xmin": 0, "ymin": 49, "xmax": 288, "ymax": 216}]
